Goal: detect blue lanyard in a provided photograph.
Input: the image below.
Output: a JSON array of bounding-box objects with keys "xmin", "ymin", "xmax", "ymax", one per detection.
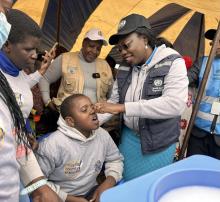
[{"xmin": 145, "ymin": 47, "xmax": 157, "ymax": 65}]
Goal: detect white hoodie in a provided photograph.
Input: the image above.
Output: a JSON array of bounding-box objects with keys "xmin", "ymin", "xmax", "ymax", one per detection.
[{"xmin": 36, "ymin": 116, "xmax": 123, "ymax": 201}]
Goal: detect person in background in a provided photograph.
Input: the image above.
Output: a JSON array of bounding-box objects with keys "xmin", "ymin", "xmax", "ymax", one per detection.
[
  {"xmin": 36, "ymin": 94, "xmax": 123, "ymax": 202},
  {"xmin": 0, "ymin": 0, "xmax": 12, "ymax": 48},
  {"xmin": 187, "ymin": 29, "xmax": 220, "ymax": 159},
  {"xmin": 105, "ymin": 55, "xmax": 117, "ymax": 80},
  {"xmin": 0, "ymin": 1, "xmax": 16, "ymax": 201},
  {"xmin": 96, "ymin": 13, "xmax": 188, "ymax": 181},
  {"xmin": 0, "ymin": 8, "xmax": 60, "ymax": 202},
  {"xmin": 38, "ymin": 28, "xmax": 113, "ymax": 135},
  {"xmin": 175, "ymin": 55, "xmax": 194, "ymax": 158},
  {"xmin": 39, "ymin": 28, "xmax": 113, "ymax": 110}
]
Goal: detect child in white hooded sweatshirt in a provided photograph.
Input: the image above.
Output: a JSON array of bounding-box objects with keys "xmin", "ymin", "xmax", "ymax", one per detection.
[{"xmin": 36, "ymin": 94, "xmax": 123, "ymax": 202}]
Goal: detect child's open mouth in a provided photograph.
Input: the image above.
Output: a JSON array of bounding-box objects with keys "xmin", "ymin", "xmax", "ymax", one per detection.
[{"xmin": 92, "ymin": 115, "xmax": 99, "ymax": 123}]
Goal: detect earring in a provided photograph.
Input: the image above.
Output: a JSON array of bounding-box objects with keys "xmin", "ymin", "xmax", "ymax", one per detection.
[{"xmin": 145, "ymin": 44, "xmax": 148, "ymax": 50}]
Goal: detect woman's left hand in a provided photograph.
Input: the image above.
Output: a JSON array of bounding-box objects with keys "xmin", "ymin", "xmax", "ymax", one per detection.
[
  {"xmin": 38, "ymin": 43, "xmax": 57, "ymax": 75},
  {"xmin": 95, "ymin": 102, "xmax": 125, "ymax": 114}
]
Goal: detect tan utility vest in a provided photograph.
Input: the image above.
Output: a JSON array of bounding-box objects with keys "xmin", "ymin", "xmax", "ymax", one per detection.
[{"xmin": 53, "ymin": 52, "xmax": 113, "ymax": 106}]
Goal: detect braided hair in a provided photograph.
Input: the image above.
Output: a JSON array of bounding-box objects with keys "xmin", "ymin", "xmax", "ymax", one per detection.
[{"xmin": 0, "ymin": 71, "xmax": 29, "ymax": 146}]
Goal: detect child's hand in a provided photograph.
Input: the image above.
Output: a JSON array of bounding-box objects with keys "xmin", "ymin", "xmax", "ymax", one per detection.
[{"xmin": 90, "ymin": 176, "xmax": 116, "ymax": 202}]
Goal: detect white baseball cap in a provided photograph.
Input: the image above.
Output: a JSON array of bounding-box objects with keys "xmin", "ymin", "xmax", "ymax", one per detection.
[{"xmin": 84, "ymin": 28, "xmax": 108, "ymax": 46}]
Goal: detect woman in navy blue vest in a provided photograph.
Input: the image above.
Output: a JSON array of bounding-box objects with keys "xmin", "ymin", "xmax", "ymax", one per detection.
[{"xmin": 96, "ymin": 13, "xmax": 188, "ymax": 181}]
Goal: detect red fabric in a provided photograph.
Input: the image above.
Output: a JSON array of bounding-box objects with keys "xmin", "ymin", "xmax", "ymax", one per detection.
[
  {"xmin": 182, "ymin": 55, "xmax": 193, "ymax": 69},
  {"xmin": 180, "ymin": 119, "xmax": 188, "ymax": 129}
]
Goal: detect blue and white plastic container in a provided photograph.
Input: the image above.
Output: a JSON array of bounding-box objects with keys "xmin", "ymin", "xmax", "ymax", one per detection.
[{"xmin": 148, "ymin": 169, "xmax": 220, "ymax": 202}]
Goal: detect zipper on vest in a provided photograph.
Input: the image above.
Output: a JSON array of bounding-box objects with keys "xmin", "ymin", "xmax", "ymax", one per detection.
[{"xmin": 132, "ymin": 69, "xmax": 141, "ymax": 130}]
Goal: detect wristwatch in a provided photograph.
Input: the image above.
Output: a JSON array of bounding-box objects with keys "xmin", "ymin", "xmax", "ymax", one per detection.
[{"xmin": 20, "ymin": 179, "xmax": 48, "ymax": 195}]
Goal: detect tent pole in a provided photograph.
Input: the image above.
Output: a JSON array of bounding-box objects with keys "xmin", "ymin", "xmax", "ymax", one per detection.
[
  {"xmin": 178, "ymin": 21, "xmax": 220, "ymax": 160},
  {"xmin": 195, "ymin": 14, "xmax": 204, "ymax": 59},
  {"xmin": 56, "ymin": 0, "xmax": 62, "ymax": 44}
]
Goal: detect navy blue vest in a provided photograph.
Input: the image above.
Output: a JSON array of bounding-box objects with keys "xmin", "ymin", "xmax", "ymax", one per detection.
[{"xmin": 117, "ymin": 54, "xmax": 181, "ymax": 154}]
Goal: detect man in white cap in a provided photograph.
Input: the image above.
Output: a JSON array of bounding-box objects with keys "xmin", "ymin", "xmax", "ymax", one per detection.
[
  {"xmin": 187, "ymin": 28, "xmax": 220, "ymax": 159},
  {"xmin": 39, "ymin": 28, "xmax": 113, "ymax": 112}
]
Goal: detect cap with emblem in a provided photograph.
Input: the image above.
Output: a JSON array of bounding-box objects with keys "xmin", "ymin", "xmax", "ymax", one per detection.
[
  {"xmin": 109, "ymin": 13, "xmax": 152, "ymax": 45},
  {"xmin": 84, "ymin": 28, "xmax": 108, "ymax": 46}
]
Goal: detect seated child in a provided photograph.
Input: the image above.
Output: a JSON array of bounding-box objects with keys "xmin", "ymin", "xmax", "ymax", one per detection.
[{"xmin": 36, "ymin": 94, "xmax": 124, "ymax": 202}]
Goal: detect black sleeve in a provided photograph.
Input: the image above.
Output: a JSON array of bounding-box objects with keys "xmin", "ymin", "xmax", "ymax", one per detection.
[{"xmin": 187, "ymin": 58, "xmax": 203, "ymax": 87}]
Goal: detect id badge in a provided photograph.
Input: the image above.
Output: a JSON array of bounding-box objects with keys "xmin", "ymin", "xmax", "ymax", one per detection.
[{"xmin": 210, "ymin": 101, "xmax": 220, "ymax": 115}]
